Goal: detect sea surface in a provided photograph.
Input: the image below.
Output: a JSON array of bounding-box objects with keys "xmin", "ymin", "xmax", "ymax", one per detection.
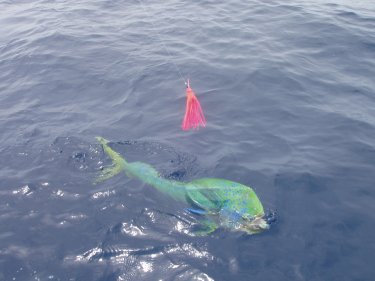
[{"xmin": 1, "ymin": 0, "xmax": 375, "ymax": 280}]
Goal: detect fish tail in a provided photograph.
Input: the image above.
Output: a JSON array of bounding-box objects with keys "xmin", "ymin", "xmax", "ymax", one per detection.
[{"xmin": 94, "ymin": 136, "xmax": 128, "ymax": 184}]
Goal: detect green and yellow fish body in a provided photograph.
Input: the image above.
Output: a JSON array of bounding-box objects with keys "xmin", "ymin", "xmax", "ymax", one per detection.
[{"xmin": 96, "ymin": 137, "xmax": 269, "ymax": 235}]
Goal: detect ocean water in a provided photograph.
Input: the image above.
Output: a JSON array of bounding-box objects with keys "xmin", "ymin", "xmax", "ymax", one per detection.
[{"xmin": 1, "ymin": 0, "xmax": 375, "ymax": 280}]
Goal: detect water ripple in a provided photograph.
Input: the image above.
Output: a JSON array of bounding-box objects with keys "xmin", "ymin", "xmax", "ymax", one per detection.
[{"xmin": 1, "ymin": 0, "xmax": 375, "ymax": 280}]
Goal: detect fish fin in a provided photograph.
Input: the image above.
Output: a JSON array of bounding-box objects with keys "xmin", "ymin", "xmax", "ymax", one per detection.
[
  {"xmin": 94, "ymin": 164, "xmax": 123, "ymax": 184},
  {"xmin": 192, "ymin": 219, "xmax": 218, "ymax": 236},
  {"xmin": 187, "ymin": 178, "xmax": 228, "ymax": 211},
  {"xmin": 186, "ymin": 208, "xmax": 208, "ymax": 216},
  {"xmin": 219, "ymin": 206, "xmax": 243, "ymax": 227},
  {"xmin": 96, "ymin": 136, "xmax": 109, "ymax": 145},
  {"xmin": 185, "ymin": 188, "xmax": 226, "ymax": 214},
  {"xmin": 96, "ymin": 136, "xmax": 128, "ymax": 165},
  {"xmin": 94, "ymin": 136, "xmax": 126, "ymax": 184}
]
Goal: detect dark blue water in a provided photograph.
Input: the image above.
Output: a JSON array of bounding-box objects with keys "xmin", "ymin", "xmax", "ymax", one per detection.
[{"xmin": 1, "ymin": 0, "xmax": 375, "ymax": 280}]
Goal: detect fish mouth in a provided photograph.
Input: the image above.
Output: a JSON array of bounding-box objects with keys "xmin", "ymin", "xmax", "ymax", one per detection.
[
  {"xmin": 240, "ymin": 215, "xmax": 270, "ymax": 234},
  {"xmin": 241, "ymin": 211, "xmax": 276, "ymax": 234}
]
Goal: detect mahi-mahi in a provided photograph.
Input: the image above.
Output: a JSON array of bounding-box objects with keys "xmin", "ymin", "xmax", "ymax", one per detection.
[{"xmin": 96, "ymin": 137, "xmax": 269, "ymax": 235}]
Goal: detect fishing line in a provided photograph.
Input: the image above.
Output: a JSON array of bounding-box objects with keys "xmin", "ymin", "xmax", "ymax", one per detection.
[
  {"xmin": 135, "ymin": 0, "xmax": 187, "ymax": 85},
  {"xmin": 133, "ymin": 0, "xmax": 206, "ymax": 130}
]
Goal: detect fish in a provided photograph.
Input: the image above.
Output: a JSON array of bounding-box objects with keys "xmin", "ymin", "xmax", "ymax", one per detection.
[{"xmin": 95, "ymin": 137, "xmax": 269, "ymax": 235}]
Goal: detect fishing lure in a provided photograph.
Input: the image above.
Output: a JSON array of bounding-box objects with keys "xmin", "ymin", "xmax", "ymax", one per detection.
[
  {"xmin": 95, "ymin": 137, "xmax": 269, "ymax": 235},
  {"xmin": 182, "ymin": 80, "xmax": 206, "ymax": 130},
  {"xmin": 134, "ymin": 0, "xmax": 207, "ymax": 130}
]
